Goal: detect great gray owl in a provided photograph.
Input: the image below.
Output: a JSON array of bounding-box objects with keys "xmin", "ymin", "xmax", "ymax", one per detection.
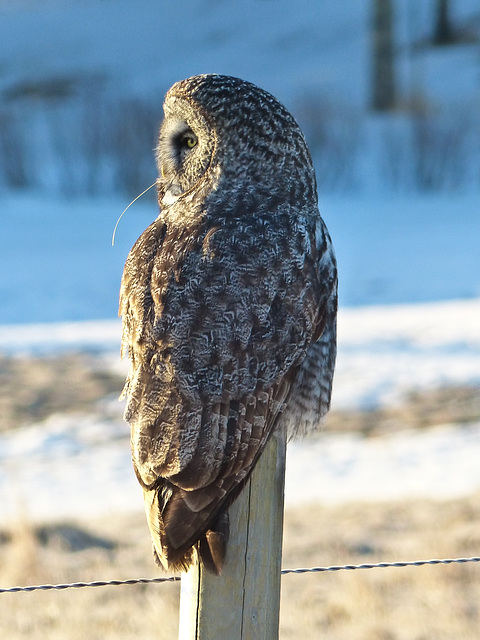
[{"xmin": 119, "ymin": 74, "xmax": 337, "ymax": 575}]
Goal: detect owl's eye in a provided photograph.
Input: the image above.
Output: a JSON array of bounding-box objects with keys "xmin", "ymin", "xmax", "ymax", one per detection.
[
  {"xmin": 185, "ymin": 135, "xmax": 197, "ymax": 149},
  {"xmin": 178, "ymin": 130, "xmax": 198, "ymax": 151},
  {"xmin": 160, "ymin": 121, "xmax": 200, "ymax": 174}
]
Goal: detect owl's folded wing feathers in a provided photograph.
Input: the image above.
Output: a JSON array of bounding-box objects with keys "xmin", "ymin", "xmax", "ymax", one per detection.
[{"xmin": 119, "ymin": 212, "xmax": 335, "ymax": 574}]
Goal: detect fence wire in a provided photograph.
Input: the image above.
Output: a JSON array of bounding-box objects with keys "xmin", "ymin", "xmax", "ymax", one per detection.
[{"xmin": 1, "ymin": 556, "xmax": 479, "ymax": 594}]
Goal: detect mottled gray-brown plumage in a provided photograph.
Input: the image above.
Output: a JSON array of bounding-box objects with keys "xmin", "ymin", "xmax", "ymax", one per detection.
[{"xmin": 119, "ymin": 74, "xmax": 337, "ymax": 574}]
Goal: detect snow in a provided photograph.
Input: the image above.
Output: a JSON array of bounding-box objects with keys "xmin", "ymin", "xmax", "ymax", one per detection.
[
  {"xmin": 0, "ymin": 297, "xmax": 479, "ymax": 523},
  {"xmin": 286, "ymin": 422, "xmax": 480, "ymax": 505},
  {"xmin": 334, "ymin": 298, "xmax": 480, "ymax": 410},
  {"xmin": 0, "ymin": 194, "xmax": 153, "ymax": 325},
  {"xmin": 2, "ymin": 0, "xmax": 477, "ymax": 110},
  {"xmin": 1, "ymin": 299, "xmax": 479, "ymax": 411},
  {"xmin": 3, "ymin": 414, "xmax": 480, "ymax": 523},
  {"xmin": 323, "ymin": 195, "xmax": 480, "ymax": 307},
  {"xmin": 0, "ymin": 320, "xmax": 121, "ymax": 355},
  {"xmin": 0, "ymin": 0, "xmax": 371, "ymax": 106},
  {"xmin": 1, "ymin": 193, "xmax": 479, "ymax": 325},
  {"xmin": 0, "ymin": 414, "xmax": 139, "ymax": 523}
]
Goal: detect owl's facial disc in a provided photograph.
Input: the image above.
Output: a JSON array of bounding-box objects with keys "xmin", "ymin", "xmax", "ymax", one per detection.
[
  {"xmin": 156, "ymin": 118, "xmax": 202, "ymax": 207},
  {"xmin": 156, "ymin": 97, "xmax": 216, "ymax": 211},
  {"xmin": 166, "ymin": 121, "xmax": 198, "ymax": 170},
  {"xmin": 157, "ymin": 119, "xmax": 199, "ymax": 198}
]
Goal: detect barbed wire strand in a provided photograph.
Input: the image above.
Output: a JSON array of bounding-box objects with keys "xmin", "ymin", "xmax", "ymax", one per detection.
[
  {"xmin": 0, "ymin": 576, "xmax": 179, "ymax": 594},
  {"xmin": 281, "ymin": 556, "xmax": 480, "ymax": 575},
  {"xmin": 1, "ymin": 556, "xmax": 479, "ymax": 594}
]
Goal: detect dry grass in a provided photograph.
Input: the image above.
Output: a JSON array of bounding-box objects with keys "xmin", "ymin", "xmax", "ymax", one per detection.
[
  {"xmin": 1, "ymin": 494, "xmax": 479, "ymax": 639},
  {"xmin": 0, "ymin": 353, "xmax": 124, "ymax": 433},
  {"xmin": 327, "ymin": 385, "xmax": 480, "ymax": 436},
  {"xmin": 281, "ymin": 497, "xmax": 480, "ymax": 639},
  {"xmin": 0, "ymin": 513, "xmax": 179, "ymax": 640},
  {"xmin": 1, "ymin": 353, "xmax": 479, "ymax": 637}
]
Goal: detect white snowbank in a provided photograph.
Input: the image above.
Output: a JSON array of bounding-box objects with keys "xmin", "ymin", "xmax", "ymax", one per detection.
[
  {"xmin": 0, "ymin": 414, "xmax": 139, "ymax": 524},
  {"xmin": 0, "ymin": 320, "xmax": 121, "ymax": 355},
  {"xmin": 334, "ymin": 298, "xmax": 480, "ymax": 409},
  {"xmin": 2, "ymin": 413, "xmax": 480, "ymax": 524},
  {"xmin": 1, "ymin": 298, "xmax": 479, "ymax": 410},
  {"xmin": 286, "ymin": 422, "xmax": 480, "ymax": 505}
]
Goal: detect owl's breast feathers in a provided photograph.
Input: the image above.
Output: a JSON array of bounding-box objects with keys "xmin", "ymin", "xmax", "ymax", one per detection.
[{"xmin": 119, "ymin": 206, "xmax": 336, "ymax": 573}]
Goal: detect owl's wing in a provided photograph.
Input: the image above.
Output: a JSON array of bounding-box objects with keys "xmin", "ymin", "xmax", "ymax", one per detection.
[
  {"xmin": 280, "ymin": 215, "xmax": 338, "ymax": 437},
  {"xmin": 141, "ymin": 371, "xmax": 295, "ymax": 573},
  {"xmin": 120, "ymin": 211, "xmax": 335, "ymax": 573}
]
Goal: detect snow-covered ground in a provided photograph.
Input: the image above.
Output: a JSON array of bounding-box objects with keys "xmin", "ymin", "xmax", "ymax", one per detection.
[
  {"xmin": 0, "ymin": 296, "xmax": 479, "ymax": 523},
  {"xmin": 2, "ymin": 410, "xmax": 480, "ymax": 523},
  {"xmin": 1, "ymin": 298, "xmax": 479, "ymax": 409},
  {"xmin": 1, "ymin": 193, "xmax": 479, "ymax": 325}
]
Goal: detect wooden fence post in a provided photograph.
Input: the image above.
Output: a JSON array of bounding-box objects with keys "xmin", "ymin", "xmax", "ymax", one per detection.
[{"xmin": 178, "ymin": 426, "xmax": 287, "ymax": 640}]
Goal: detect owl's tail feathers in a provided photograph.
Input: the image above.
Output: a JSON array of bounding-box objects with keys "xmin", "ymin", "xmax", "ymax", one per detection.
[
  {"xmin": 142, "ymin": 485, "xmax": 230, "ymax": 575},
  {"xmin": 198, "ymin": 512, "xmax": 229, "ymax": 575}
]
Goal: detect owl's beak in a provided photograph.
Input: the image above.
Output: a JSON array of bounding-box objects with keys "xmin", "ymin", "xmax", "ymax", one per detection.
[{"xmin": 157, "ymin": 176, "xmax": 182, "ymax": 208}]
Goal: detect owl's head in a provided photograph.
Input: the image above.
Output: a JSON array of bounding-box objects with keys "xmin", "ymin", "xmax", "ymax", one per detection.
[{"xmin": 156, "ymin": 74, "xmax": 317, "ymax": 215}]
